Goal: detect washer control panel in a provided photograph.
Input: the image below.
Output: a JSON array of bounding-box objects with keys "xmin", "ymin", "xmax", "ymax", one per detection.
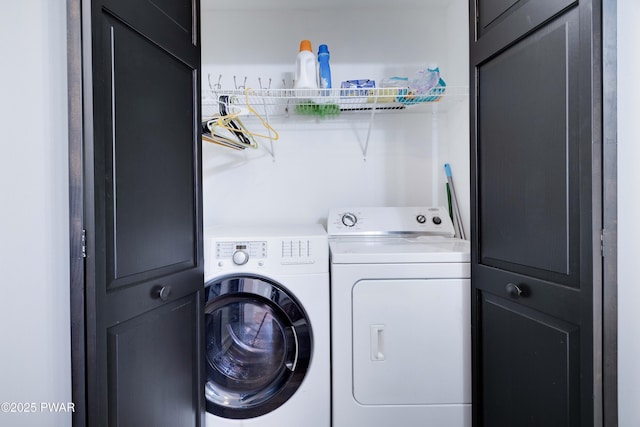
[
  {"xmin": 204, "ymin": 224, "xmax": 329, "ymax": 277},
  {"xmin": 213, "ymin": 238, "xmax": 321, "ymax": 268},
  {"xmin": 216, "ymin": 241, "xmax": 267, "ymax": 265},
  {"xmin": 328, "ymin": 206, "xmax": 455, "ymax": 237}
]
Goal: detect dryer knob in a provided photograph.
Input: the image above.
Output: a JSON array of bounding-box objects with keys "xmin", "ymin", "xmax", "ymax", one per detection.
[
  {"xmin": 341, "ymin": 213, "xmax": 358, "ymax": 228},
  {"xmin": 232, "ymin": 250, "xmax": 249, "ymax": 265}
]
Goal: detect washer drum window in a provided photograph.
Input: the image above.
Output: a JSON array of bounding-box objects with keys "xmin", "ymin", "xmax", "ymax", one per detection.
[{"xmin": 204, "ymin": 275, "xmax": 312, "ymax": 419}]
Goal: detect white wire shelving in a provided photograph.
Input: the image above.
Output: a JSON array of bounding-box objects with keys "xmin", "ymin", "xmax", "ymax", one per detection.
[
  {"xmin": 201, "ymin": 86, "xmax": 469, "ymax": 159},
  {"xmin": 202, "ymin": 86, "xmax": 468, "ymax": 119}
]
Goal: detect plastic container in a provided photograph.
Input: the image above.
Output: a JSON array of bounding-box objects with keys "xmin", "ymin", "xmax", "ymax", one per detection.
[
  {"xmin": 294, "ymin": 40, "xmax": 318, "ymax": 90},
  {"xmin": 317, "ymin": 44, "xmax": 332, "ymax": 90}
]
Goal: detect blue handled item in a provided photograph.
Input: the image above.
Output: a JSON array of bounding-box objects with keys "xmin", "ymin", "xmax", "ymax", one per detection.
[
  {"xmin": 444, "ymin": 163, "xmax": 466, "ymax": 240},
  {"xmin": 318, "ymin": 44, "xmax": 332, "ymax": 91}
]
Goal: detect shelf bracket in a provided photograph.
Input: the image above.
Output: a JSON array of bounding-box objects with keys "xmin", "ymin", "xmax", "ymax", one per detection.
[
  {"xmin": 261, "ymin": 99, "xmax": 276, "ymax": 161},
  {"xmin": 362, "ymin": 96, "xmax": 379, "ymax": 161}
]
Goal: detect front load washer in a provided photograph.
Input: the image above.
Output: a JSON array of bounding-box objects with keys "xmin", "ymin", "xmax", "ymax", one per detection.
[
  {"xmin": 328, "ymin": 206, "xmax": 471, "ymax": 427},
  {"xmin": 204, "ymin": 224, "xmax": 330, "ymax": 427}
]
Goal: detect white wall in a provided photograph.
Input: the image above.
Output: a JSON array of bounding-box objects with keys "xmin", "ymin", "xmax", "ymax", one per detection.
[
  {"xmin": 445, "ymin": 0, "xmax": 471, "ymax": 237},
  {"xmin": 617, "ymin": 2, "xmax": 640, "ymax": 426},
  {"xmin": 201, "ymin": 2, "xmax": 470, "ymax": 230},
  {"xmin": 0, "ymin": 1, "xmax": 72, "ymax": 426}
]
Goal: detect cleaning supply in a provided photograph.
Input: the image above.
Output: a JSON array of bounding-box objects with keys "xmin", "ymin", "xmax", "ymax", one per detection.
[
  {"xmin": 295, "ymin": 102, "xmax": 340, "ymax": 117},
  {"xmin": 317, "ymin": 44, "xmax": 332, "ymax": 91},
  {"xmin": 294, "ymin": 40, "xmax": 318, "ymax": 90}
]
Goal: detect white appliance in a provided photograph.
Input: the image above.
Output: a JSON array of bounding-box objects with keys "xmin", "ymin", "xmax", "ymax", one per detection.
[
  {"xmin": 328, "ymin": 206, "xmax": 471, "ymax": 427},
  {"xmin": 203, "ymin": 224, "xmax": 330, "ymax": 427}
]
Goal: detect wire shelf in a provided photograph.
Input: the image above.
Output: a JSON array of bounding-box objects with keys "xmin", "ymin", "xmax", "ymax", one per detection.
[{"xmin": 202, "ymin": 86, "xmax": 468, "ymax": 119}]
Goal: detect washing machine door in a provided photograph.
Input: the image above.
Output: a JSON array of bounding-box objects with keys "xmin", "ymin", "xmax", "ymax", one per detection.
[{"xmin": 204, "ymin": 274, "xmax": 312, "ymax": 419}]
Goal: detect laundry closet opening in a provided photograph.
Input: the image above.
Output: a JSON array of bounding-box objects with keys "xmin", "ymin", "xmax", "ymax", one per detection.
[{"xmin": 199, "ymin": 0, "xmax": 471, "ymax": 231}]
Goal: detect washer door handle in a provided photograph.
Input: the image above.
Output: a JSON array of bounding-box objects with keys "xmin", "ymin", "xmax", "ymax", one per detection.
[{"xmin": 285, "ymin": 326, "xmax": 299, "ymax": 372}]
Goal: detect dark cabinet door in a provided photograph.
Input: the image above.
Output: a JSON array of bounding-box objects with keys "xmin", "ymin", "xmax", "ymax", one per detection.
[
  {"xmin": 470, "ymin": 0, "xmax": 601, "ymax": 426},
  {"xmin": 84, "ymin": 0, "xmax": 203, "ymax": 425}
]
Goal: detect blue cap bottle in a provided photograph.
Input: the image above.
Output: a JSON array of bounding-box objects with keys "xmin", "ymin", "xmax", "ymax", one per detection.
[{"xmin": 318, "ymin": 44, "xmax": 332, "ymax": 90}]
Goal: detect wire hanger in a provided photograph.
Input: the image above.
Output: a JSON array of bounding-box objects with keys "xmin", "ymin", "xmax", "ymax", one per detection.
[{"xmin": 209, "ymin": 94, "xmax": 279, "ymax": 142}]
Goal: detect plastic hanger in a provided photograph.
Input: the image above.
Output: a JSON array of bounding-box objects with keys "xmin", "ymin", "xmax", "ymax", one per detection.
[
  {"xmin": 243, "ymin": 88, "xmax": 279, "ymax": 141},
  {"xmin": 202, "ymin": 121, "xmax": 251, "ymax": 150},
  {"xmin": 216, "ymin": 95, "xmax": 255, "ymax": 146},
  {"xmin": 211, "ymin": 93, "xmax": 279, "ymax": 142},
  {"xmin": 201, "ymin": 87, "xmax": 280, "ymax": 151}
]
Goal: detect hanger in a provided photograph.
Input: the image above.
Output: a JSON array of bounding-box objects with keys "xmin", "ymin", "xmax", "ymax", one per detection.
[
  {"xmin": 243, "ymin": 88, "xmax": 279, "ymax": 141},
  {"xmin": 200, "ymin": 94, "xmax": 258, "ymax": 150},
  {"xmin": 202, "ymin": 121, "xmax": 251, "ymax": 150},
  {"xmin": 216, "ymin": 95, "xmax": 255, "ymax": 146},
  {"xmin": 210, "ymin": 93, "xmax": 279, "ymax": 142},
  {"xmin": 204, "ymin": 116, "xmax": 259, "ymax": 149},
  {"xmin": 202, "ymin": 134, "xmax": 245, "ymax": 150},
  {"xmin": 201, "ymin": 121, "xmax": 244, "ymax": 150},
  {"xmin": 201, "ymin": 90, "xmax": 280, "ymax": 151}
]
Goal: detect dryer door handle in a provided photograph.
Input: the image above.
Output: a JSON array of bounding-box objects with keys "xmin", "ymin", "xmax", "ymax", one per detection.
[{"xmin": 370, "ymin": 325, "xmax": 385, "ymax": 361}]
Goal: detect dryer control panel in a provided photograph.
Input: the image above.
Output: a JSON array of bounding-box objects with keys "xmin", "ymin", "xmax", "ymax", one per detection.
[{"xmin": 327, "ymin": 206, "xmax": 455, "ymax": 237}]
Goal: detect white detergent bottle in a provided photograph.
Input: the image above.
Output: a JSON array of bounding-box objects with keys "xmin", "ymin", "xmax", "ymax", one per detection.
[{"xmin": 294, "ymin": 39, "xmax": 318, "ymax": 92}]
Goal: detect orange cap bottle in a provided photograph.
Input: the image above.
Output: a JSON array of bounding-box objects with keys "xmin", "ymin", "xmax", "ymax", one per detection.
[
  {"xmin": 294, "ymin": 39, "xmax": 318, "ymax": 89},
  {"xmin": 300, "ymin": 39, "xmax": 313, "ymax": 52}
]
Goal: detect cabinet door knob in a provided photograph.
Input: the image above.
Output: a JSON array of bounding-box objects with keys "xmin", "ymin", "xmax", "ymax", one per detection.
[
  {"xmin": 506, "ymin": 282, "xmax": 523, "ymax": 298},
  {"xmin": 154, "ymin": 285, "xmax": 172, "ymax": 301}
]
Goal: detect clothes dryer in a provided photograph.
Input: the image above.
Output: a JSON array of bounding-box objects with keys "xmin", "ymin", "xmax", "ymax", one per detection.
[
  {"xmin": 204, "ymin": 224, "xmax": 330, "ymax": 427},
  {"xmin": 328, "ymin": 207, "xmax": 471, "ymax": 427}
]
